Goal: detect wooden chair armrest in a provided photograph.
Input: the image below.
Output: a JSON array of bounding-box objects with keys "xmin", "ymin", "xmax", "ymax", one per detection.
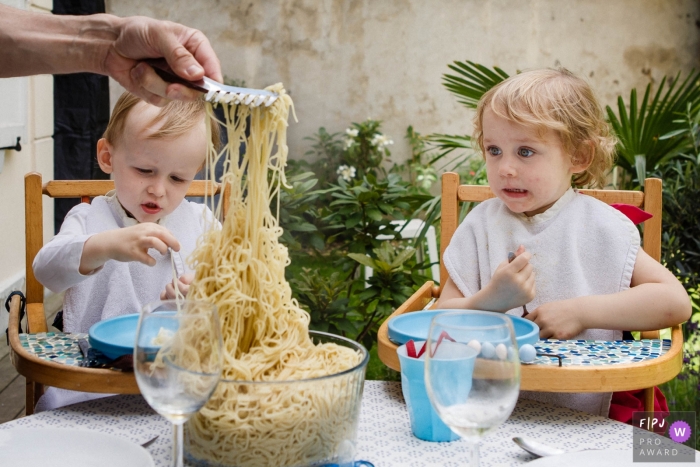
[
  {"xmin": 26, "ymin": 303, "xmax": 48, "ymax": 333},
  {"xmin": 7, "ymin": 295, "xmax": 139, "ymax": 394},
  {"xmin": 521, "ymin": 323, "xmax": 683, "ymax": 392},
  {"xmin": 376, "ymin": 285, "xmax": 684, "ymax": 392},
  {"xmin": 377, "ymin": 281, "xmax": 436, "ymax": 371}
]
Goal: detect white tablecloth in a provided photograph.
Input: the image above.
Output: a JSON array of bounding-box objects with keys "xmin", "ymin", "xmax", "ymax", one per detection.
[{"xmin": 0, "ymin": 381, "xmax": 633, "ymax": 466}]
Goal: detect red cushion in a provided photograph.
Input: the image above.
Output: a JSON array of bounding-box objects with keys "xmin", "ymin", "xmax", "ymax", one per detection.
[{"xmin": 609, "ymin": 388, "xmax": 669, "ymax": 432}]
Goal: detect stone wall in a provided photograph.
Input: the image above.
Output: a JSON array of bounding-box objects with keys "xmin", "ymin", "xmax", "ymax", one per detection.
[
  {"xmin": 0, "ymin": 0, "xmax": 54, "ymax": 334},
  {"xmin": 105, "ymin": 0, "xmax": 699, "ymax": 163}
]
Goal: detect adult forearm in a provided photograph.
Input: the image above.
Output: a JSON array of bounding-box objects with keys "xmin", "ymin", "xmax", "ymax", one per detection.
[{"xmin": 0, "ymin": 5, "xmax": 121, "ymax": 77}]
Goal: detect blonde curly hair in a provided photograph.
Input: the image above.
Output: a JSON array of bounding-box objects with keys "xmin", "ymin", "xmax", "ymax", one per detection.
[{"xmin": 473, "ymin": 68, "xmax": 617, "ymax": 188}]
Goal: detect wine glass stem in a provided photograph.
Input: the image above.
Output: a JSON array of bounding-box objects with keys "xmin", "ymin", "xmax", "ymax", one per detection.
[
  {"xmin": 172, "ymin": 421, "xmax": 185, "ymax": 467},
  {"xmin": 471, "ymin": 441, "xmax": 480, "ymax": 467}
]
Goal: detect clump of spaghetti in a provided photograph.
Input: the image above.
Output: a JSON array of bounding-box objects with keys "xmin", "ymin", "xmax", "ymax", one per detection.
[{"xmin": 183, "ymin": 84, "xmax": 363, "ymax": 467}]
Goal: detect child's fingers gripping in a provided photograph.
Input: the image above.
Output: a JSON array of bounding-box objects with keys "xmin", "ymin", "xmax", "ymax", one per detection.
[
  {"xmin": 177, "ymin": 278, "xmax": 190, "ymax": 296},
  {"xmin": 151, "ymin": 226, "xmax": 181, "ymax": 252},
  {"xmin": 527, "ymin": 310, "xmax": 554, "ymax": 339},
  {"xmin": 133, "ymin": 248, "xmax": 157, "ymax": 267},
  {"xmin": 510, "ymin": 251, "xmax": 532, "ymax": 273},
  {"xmin": 179, "ymin": 273, "xmax": 194, "ymax": 285},
  {"xmin": 142, "ymin": 236, "xmax": 170, "ymax": 256},
  {"xmin": 161, "ymin": 281, "xmax": 176, "ymax": 299}
]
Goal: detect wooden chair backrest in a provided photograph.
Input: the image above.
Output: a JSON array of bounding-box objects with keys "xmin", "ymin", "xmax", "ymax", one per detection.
[
  {"xmin": 439, "ymin": 172, "xmax": 663, "ymax": 338},
  {"xmin": 24, "ymin": 172, "xmax": 222, "ymax": 332}
]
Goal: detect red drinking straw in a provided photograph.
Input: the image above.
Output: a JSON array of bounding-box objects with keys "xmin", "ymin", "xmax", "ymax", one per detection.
[{"xmin": 405, "ymin": 331, "xmax": 455, "ymax": 359}]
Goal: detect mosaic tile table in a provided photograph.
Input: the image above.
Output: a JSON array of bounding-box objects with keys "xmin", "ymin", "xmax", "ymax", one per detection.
[
  {"xmin": 19, "ymin": 332, "xmax": 672, "ymax": 368},
  {"xmin": 1, "ymin": 381, "xmax": 642, "ymax": 467}
]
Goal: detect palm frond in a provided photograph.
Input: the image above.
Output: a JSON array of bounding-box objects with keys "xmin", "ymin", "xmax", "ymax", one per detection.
[
  {"xmin": 606, "ymin": 70, "xmax": 700, "ymax": 175},
  {"xmin": 442, "ymin": 61, "xmax": 510, "ymax": 109}
]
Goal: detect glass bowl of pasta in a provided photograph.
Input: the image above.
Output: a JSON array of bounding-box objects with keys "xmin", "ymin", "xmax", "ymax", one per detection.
[{"xmin": 183, "ymin": 331, "xmax": 369, "ymax": 467}]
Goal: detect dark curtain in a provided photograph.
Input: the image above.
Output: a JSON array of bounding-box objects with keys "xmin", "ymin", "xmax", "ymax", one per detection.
[{"xmin": 53, "ymin": 0, "xmax": 110, "ymax": 233}]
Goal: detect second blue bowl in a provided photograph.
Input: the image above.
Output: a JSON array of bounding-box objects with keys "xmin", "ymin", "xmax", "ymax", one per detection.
[{"xmin": 387, "ymin": 309, "xmax": 539, "ymax": 348}]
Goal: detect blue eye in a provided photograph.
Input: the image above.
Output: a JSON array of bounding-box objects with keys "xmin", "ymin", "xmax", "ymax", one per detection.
[
  {"xmin": 518, "ymin": 148, "xmax": 535, "ymax": 158},
  {"xmin": 487, "ymin": 146, "xmax": 502, "ymax": 156}
]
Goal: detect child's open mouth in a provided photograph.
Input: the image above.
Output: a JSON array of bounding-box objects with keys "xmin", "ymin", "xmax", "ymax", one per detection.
[
  {"xmin": 141, "ymin": 202, "xmax": 162, "ymax": 215},
  {"xmin": 503, "ymin": 188, "xmax": 528, "ymax": 197}
]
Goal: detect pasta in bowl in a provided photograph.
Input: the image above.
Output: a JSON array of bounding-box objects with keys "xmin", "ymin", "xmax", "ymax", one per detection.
[
  {"xmin": 184, "ymin": 331, "xmax": 368, "ymax": 467},
  {"xmin": 175, "ymin": 85, "xmax": 368, "ymax": 466}
]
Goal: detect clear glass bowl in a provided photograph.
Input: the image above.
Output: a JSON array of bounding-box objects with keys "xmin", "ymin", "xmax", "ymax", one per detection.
[{"xmin": 184, "ymin": 331, "xmax": 369, "ymax": 467}]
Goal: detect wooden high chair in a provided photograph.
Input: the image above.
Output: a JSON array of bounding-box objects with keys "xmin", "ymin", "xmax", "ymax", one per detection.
[
  {"xmin": 377, "ymin": 172, "xmax": 684, "ymax": 413},
  {"xmin": 7, "ymin": 172, "xmax": 223, "ymax": 415}
]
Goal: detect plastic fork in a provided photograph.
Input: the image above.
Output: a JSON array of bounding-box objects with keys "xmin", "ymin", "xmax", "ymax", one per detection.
[{"xmin": 144, "ymin": 58, "xmax": 278, "ymax": 107}]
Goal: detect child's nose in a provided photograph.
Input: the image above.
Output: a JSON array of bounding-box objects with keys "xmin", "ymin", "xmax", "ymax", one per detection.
[
  {"xmin": 147, "ymin": 179, "xmax": 166, "ymax": 196},
  {"xmin": 498, "ymin": 156, "xmax": 517, "ymax": 177}
]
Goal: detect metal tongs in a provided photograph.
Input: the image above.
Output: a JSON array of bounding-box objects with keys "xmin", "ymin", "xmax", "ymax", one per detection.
[{"xmin": 144, "ymin": 58, "xmax": 278, "ymax": 107}]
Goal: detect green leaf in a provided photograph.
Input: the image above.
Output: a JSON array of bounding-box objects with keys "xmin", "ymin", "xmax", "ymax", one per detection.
[
  {"xmin": 366, "ymin": 209, "xmax": 383, "ymax": 221},
  {"xmin": 347, "ymin": 253, "xmax": 377, "ymax": 269},
  {"xmin": 285, "ymin": 223, "xmax": 318, "ymax": 232},
  {"xmin": 356, "ymin": 288, "xmax": 378, "ymax": 303},
  {"xmin": 345, "ymin": 214, "xmax": 363, "ymax": 228},
  {"xmin": 659, "ymin": 129, "xmax": 688, "ymax": 140},
  {"xmin": 390, "ymin": 247, "xmax": 416, "ymax": 269}
]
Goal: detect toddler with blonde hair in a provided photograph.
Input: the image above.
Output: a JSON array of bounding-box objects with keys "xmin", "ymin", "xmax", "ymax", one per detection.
[
  {"xmin": 33, "ymin": 91, "xmax": 220, "ymax": 411},
  {"xmin": 436, "ymin": 68, "xmax": 690, "ymax": 416}
]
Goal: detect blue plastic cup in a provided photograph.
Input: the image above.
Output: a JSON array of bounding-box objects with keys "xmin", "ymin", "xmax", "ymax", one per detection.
[{"xmin": 397, "ymin": 341, "xmax": 477, "ymax": 442}]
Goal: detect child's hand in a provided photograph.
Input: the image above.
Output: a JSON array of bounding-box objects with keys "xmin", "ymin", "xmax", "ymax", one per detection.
[
  {"xmin": 526, "ymin": 300, "xmax": 584, "ymax": 339},
  {"xmin": 161, "ymin": 273, "xmax": 194, "ymax": 300},
  {"xmin": 484, "ymin": 245, "xmax": 535, "ymax": 311},
  {"xmin": 80, "ymin": 223, "xmax": 181, "ymax": 274}
]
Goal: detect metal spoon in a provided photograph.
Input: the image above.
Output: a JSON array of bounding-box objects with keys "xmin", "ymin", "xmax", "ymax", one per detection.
[
  {"xmin": 507, "ymin": 252, "xmax": 529, "ymax": 317},
  {"xmin": 512, "ymin": 436, "xmax": 566, "ymax": 457},
  {"xmin": 140, "ymin": 435, "xmax": 159, "ymax": 448}
]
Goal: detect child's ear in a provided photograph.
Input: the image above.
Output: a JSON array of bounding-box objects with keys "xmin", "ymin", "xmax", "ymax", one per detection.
[
  {"xmin": 96, "ymin": 138, "xmax": 114, "ymax": 175},
  {"xmin": 571, "ymin": 141, "xmax": 594, "ymax": 174}
]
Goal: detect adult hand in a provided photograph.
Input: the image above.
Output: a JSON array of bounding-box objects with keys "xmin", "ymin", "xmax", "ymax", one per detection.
[
  {"xmin": 105, "ymin": 16, "xmax": 222, "ymax": 106},
  {"xmin": 527, "ymin": 300, "xmax": 585, "ymax": 340},
  {"xmin": 483, "ymin": 245, "xmax": 535, "ymax": 312},
  {"xmin": 80, "ymin": 223, "xmax": 181, "ymax": 274},
  {"xmin": 161, "ymin": 273, "xmax": 194, "ymax": 300},
  {"xmin": 0, "ymin": 5, "xmax": 222, "ymax": 106}
]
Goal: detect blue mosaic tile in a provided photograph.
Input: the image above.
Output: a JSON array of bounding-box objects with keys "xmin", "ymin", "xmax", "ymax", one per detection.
[
  {"xmin": 19, "ymin": 332, "xmax": 87, "ymax": 365},
  {"xmin": 531, "ymin": 339, "xmax": 671, "ymax": 366},
  {"xmin": 19, "ymin": 333, "xmax": 672, "ymax": 369}
]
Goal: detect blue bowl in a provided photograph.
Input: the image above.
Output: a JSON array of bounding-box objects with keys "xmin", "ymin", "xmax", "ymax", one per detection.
[
  {"xmin": 88, "ymin": 313, "xmax": 141, "ymax": 360},
  {"xmin": 387, "ymin": 309, "xmax": 539, "ymax": 348},
  {"xmin": 89, "ymin": 312, "xmax": 181, "ymax": 360}
]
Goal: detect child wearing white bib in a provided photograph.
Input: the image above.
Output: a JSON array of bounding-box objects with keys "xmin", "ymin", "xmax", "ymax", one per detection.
[{"xmin": 437, "ymin": 68, "xmax": 690, "ymax": 416}]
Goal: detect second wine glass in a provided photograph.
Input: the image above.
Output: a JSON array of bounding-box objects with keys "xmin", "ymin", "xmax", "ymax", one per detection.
[
  {"xmin": 424, "ymin": 310, "xmax": 520, "ymax": 467},
  {"xmin": 134, "ymin": 299, "xmax": 223, "ymax": 467}
]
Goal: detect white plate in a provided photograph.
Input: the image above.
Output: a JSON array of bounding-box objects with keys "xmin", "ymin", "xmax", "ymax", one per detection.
[
  {"xmin": 0, "ymin": 428, "xmax": 154, "ymax": 467},
  {"xmin": 528, "ymin": 449, "xmax": 699, "ymax": 467}
]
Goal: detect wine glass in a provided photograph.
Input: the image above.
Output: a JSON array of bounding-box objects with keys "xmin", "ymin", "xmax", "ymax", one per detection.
[
  {"xmin": 134, "ymin": 299, "xmax": 223, "ymax": 467},
  {"xmin": 424, "ymin": 310, "xmax": 520, "ymax": 467}
]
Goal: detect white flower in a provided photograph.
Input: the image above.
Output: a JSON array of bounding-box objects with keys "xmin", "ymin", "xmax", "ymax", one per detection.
[
  {"xmin": 370, "ymin": 133, "xmax": 394, "ymax": 149},
  {"xmin": 336, "ymin": 165, "xmax": 357, "ymax": 182},
  {"xmin": 343, "ymin": 128, "xmax": 359, "ymax": 149}
]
